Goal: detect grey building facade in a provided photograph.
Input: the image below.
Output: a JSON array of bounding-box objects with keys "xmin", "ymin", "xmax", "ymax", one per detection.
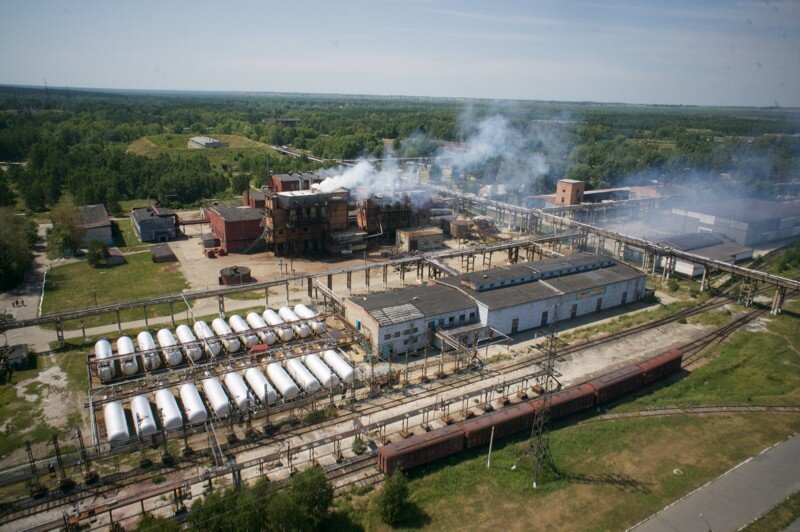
[{"xmin": 130, "ymin": 207, "xmax": 178, "ymax": 243}]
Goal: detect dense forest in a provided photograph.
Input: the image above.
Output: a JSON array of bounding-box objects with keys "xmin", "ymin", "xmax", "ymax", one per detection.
[{"xmin": 1, "ymin": 86, "xmax": 797, "ymax": 216}]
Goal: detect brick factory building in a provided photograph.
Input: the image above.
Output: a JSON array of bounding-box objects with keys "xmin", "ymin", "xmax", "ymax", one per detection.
[
  {"xmin": 205, "ymin": 206, "xmax": 265, "ymax": 253},
  {"xmin": 356, "ymin": 191, "xmax": 431, "ymax": 237},
  {"xmin": 242, "ymin": 189, "xmax": 266, "ymax": 209},
  {"xmin": 396, "ymin": 226, "xmax": 444, "ymax": 252},
  {"xmin": 264, "ymin": 189, "xmax": 350, "ymax": 255},
  {"xmin": 270, "ymin": 173, "xmax": 323, "ymax": 193}
]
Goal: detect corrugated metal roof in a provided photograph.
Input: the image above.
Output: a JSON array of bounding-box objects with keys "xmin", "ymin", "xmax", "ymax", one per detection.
[
  {"xmin": 78, "ymin": 204, "xmax": 110, "ymax": 229},
  {"xmin": 655, "ymin": 233, "xmax": 726, "ymax": 250},
  {"xmin": 346, "ymin": 284, "xmax": 475, "ymax": 324}
]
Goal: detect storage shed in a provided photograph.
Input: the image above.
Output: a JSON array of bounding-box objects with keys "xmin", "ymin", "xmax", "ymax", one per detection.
[
  {"xmin": 150, "ymin": 243, "xmax": 178, "ymax": 263},
  {"xmin": 396, "ymin": 226, "xmax": 444, "ymax": 252}
]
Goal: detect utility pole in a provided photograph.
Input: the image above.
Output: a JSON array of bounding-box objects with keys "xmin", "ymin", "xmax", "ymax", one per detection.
[
  {"xmin": 526, "ymin": 329, "xmax": 561, "ymax": 488},
  {"xmin": 486, "ymin": 426, "xmax": 495, "ymax": 468}
]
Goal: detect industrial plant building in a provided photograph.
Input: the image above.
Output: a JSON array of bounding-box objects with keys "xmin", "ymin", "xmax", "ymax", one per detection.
[
  {"xmin": 344, "ymin": 253, "xmax": 647, "ymax": 356},
  {"xmin": 396, "ymin": 226, "xmax": 444, "ymax": 252},
  {"xmin": 655, "ymin": 233, "xmax": 752, "ymax": 278},
  {"xmin": 204, "ymin": 206, "xmax": 265, "ymax": 254},
  {"xmin": 77, "ymin": 204, "xmax": 113, "ymax": 247},
  {"xmin": 270, "ymin": 173, "xmax": 323, "ymax": 192},
  {"xmin": 187, "ymin": 136, "xmax": 229, "ymax": 149},
  {"xmin": 130, "ymin": 206, "xmax": 178, "ymax": 243},
  {"xmin": 263, "ymin": 189, "xmax": 350, "ymax": 255},
  {"xmin": 355, "ymin": 191, "xmax": 431, "ymax": 236},
  {"xmin": 670, "ymin": 199, "xmax": 800, "ymax": 246}
]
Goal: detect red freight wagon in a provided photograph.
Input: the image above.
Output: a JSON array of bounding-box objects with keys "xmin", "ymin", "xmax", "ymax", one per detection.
[
  {"xmin": 587, "ymin": 365, "xmax": 644, "ymax": 404},
  {"xmin": 534, "ymin": 384, "xmax": 598, "ymax": 420},
  {"xmin": 377, "ymin": 424, "xmax": 465, "ymax": 474},
  {"xmin": 459, "ymin": 402, "xmax": 536, "ymax": 449},
  {"xmin": 638, "ymin": 349, "xmax": 683, "ymax": 386}
]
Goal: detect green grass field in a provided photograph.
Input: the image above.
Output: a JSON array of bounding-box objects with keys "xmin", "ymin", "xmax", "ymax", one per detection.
[
  {"xmin": 110, "ymin": 219, "xmax": 149, "ymax": 250},
  {"xmin": 339, "ymin": 299, "xmax": 800, "ymax": 530},
  {"xmin": 743, "ymin": 491, "xmax": 800, "ymax": 532},
  {"xmin": 127, "ymin": 134, "xmax": 279, "ymax": 172},
  {"xmin": 42, "ymin": 252, "xmax": 190, "ymax": 329}
]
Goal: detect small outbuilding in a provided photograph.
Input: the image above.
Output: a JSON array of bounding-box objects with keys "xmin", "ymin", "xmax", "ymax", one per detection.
[
  {"xmin": 77, "ymin": 204, "xmax": 113, "ymax": 247},
  {"xmin": 105, "ymin": 246, "xmax": 125, "ymax": 266},
  {"xmin": 396, "ymin": 226, "xmax": 444, "ymax": 252},
  {"xmin": 150, "ymin": 243, "xmax": 178, "ymax": 263}
]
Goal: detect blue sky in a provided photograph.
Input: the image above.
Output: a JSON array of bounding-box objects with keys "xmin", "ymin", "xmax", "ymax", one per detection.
[{"xmin": 0, "ymin": 0, "xmax": 798, "ymax": 106}]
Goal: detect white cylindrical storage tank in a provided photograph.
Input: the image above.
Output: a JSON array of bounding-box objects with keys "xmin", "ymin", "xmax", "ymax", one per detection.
[
  {"xmin": 302, "ymin": 354, "xmax": 339, "ymax": 387},
  {"xmin": 154, "ymin": 388, "xmax": 183, "ymax": 430},
  {"xmin": 278, "ymin": 306, "xmax": 301, "ymax": 323},
  {"xmin": 201, "ymin": 377, "xmax": 231, "ymax": 418},
  {"xmin": 103, "ymin": 401, "xmax": 129, "ymax": 444},
  {"xmin": 228, "ymin": 315, "xmax": 259, "ymax": 348},
  {"xmin": 294, "ymin": 304, "xmax": 326, "ymax": 334},
  {"xmin": 266, "ymin": 362, "xmax": 300, "ymax": 400},
  {"xmin": 176, "ymin": 324, "xmax": 203, "ymax": 362},
  {"xmin": 243, "ymin": 367, "xmax": 278, "ymax": 404},
  {"xmin": 116, "ymin": 336, "xmax": 139, "ymax": 376},
  {"xmin": 136, "ymin": 331, "xmax": 162, "ymax": 372},
  {"xmin": 264, "ymin": 309, "xmax": 294, "ymax": 341},
  {"xmin": 156, "ymin": 328, "xmax": 183, "ymax": 367},
  {"xmin": 223, "ymin": 371, "xmax": 251, "ymax": 410},
  {"xmin": 130, "ymin": 395, "xmax": 158, "ymax": 437},
  {"xmin": 323, "ymin": 349, "xmax": 355, "ymax": 384},
  {"xmin": 212, "ymin": 318, "xmax": 241, "ymax": 353},
  {"xmin": 246, "ymin": 312, "xmax": 278, "ymax": 345},
  {"xmin": 193, "ymin": 321, "xmax": 222, "ymax": 357},
  {"xmin": 179, "ymin": 383, "xmax": 208, "ymax": 424},
  {"xmin": 285, "ymin": 358, "xmax": 321, "ymax": 393},
  {"xmin": 94, "ymin": 339, "xmax": 116, "ymax": 381}
]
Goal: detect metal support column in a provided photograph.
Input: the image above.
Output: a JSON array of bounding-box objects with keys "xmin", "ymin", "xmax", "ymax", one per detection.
[{"xmin": 217, "ymin": 296, "xmax": 225, "ymax": 319}]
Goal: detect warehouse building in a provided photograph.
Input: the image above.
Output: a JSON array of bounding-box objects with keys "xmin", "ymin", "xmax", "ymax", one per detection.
[
  {"xmin": 130, "ymin": 207, "xmax": 178, "ymax": 243},
  {"xmin": 188, "ymin": 136, "xmax": 229, "ymax": 149},
  {"xmin": 670, "ymin": 199, "xmax": 800, "ymax": 246},
  {"xmin": 396, "ymin": 226, "xmax": 444, "ymax": 252},
  {"xmin": 651, "ymin": 233, "xmax": 753, "ymax": 278},
  {"xmin": 77, "ymin": 204, "xmax": 113, "ymax": 247},
  {"xmin": 344, "ymin": 253, "xmax": 646, "ymax": 356},
  {"xmin": 205, "ymin": 206, "xmax": 265, "ymax": 253}
]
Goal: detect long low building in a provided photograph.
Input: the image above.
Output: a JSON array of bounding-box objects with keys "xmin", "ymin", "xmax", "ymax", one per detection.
[
  {"xmin": 344, "ymin": 253, "xmax": 647, "ymax": 356},
  {"xmin": 654, "ymin": 233, "xmax": 753, "ymax": 278}
]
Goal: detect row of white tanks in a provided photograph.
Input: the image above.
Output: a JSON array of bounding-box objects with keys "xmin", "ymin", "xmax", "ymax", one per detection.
[
  {"xmin": 94, "ymin": 305, "xmax": 327, "ymax": 382},
  {"xmin": 102, "ymin": 349, "xmax": 355, "ymax": 444}
]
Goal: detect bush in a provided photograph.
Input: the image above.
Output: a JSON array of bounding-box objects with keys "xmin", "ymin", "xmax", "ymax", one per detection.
[
  {"xmin": 667, "ymin": 278, "xmax": 679, "ymax": 292},
  {"xmin": 86, "ymin": 239, "xmax": 106, "ymax": 267},
  {"xmin": 376, "ymin": 472, "xmax": 409, "ymax": 527}
]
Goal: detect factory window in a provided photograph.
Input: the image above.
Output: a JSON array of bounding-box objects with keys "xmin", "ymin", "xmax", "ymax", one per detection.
[
  {"xmin": 403, "ymin": 339, "xmax": 409, "ymax": 345},
  {"xmin": 489, "ymin": 283, "xmax": 495, "ymax": 288},
  {"xmin": 500, "ymin": 281, "xmax": 505, "ymax": 286},
  {"xmin": 438, "ymin": 319, "xmax": 444, "ymax": 326},
  {"xmin": 394, "ymin": 332, "xmax": 400, "ymax": 338},
  {"xmin": 428, "ymin": 321, "xmax": 435, "ymax": 329},
  {"xmin": 570, "ymin": 304, "xmax": 578, "ymax": 319},
  {"xmin": 448, "ymin": 316, "xmax": 454, "ymax": 323},
  {"xmin": 469, "ymin": 312, "xmax": 476, "ymax": 319},
  {"xmin": 622, "ymin": 291, "xmax": 628, "ymax": 304},
  {"xmin": 404, "ymin": 329, "xmax": 410, "ymax": 335},
  {"xmin": 413, "ymin": 327, "xmax": 418, "ymax": 333},
  {"xmin": 540, "ymin": 310, "xmax": 548, "ymax": 326},
  {"xmin": 459, "ymin": 314, "xmax": 465, "ymax": 321},
  {"xmin": 384, "ymin": 334, "xmax": 391, "ymax": 340},
  {"xmin": 596, "ymin": 298, "xmax": 603, "ymax": 312}
]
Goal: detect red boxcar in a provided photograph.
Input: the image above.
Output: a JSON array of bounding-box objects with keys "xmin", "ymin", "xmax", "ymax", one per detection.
[
  {"xmin": 586, "ymin": 365, "xmax": 644, "ymax": 404},
  {"xmin": 533, "ymin": 383, "xmax": 598, "ymax": 420},
  {"xmin": 377, "ymin": 424, "xmax": 466, "ymax": 474},
  {"xmin": 459, "ymin": 402, "xmax": 536, "ymax": 450},
  {"xmin": 638, "ymin": 349, "xmax": 683, "ymax": 386}
]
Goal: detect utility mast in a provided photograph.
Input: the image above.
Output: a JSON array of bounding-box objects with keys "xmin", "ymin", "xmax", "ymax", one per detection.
[{"xmin": 527, "ymin": 329, "xmax": 561, "ymax": 488}]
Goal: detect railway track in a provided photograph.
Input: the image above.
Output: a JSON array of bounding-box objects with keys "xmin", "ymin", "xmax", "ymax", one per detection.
[
  {"xmin": 581, "ymin": 405, "xmax": 800, "ymax": 424},
  {"xmin": 1, "ymin": 287, "xmax": 787, "ymax": 528}
]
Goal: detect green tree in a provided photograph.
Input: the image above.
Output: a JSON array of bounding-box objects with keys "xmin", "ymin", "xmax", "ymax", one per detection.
[
  {"xmin": 288, "ymin": 466, "xmax": 334, "ymax": 528},
  {"xmin": 231, "ymin": 173, "xmax": 250, "ymax": 195},
  {"xmin": 265, "ymin": 490, "xmax": 310, "ymax": 531},
  {"xmin": 135, "ymin": 512, "xmax": 180, "ymax": 532},
  {"xmin": 86, "ymin": 239, "xmax": 106, "ymax": 267},
  {"xmin": 376, "ymin": 472, "xmax": 409, "ymax": 527},
  {"xmin": 50, "ymin": 195, "xmax": 85, "ymax": 256},
  {"xmin": 0, "ymin": 209, "xmax": 36, "ymax": 290}
]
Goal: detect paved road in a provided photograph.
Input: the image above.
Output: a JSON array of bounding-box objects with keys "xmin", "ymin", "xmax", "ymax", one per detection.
[{"xmin": 633, "ymin": 433, "xmax": 800, "ymax": 532}]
